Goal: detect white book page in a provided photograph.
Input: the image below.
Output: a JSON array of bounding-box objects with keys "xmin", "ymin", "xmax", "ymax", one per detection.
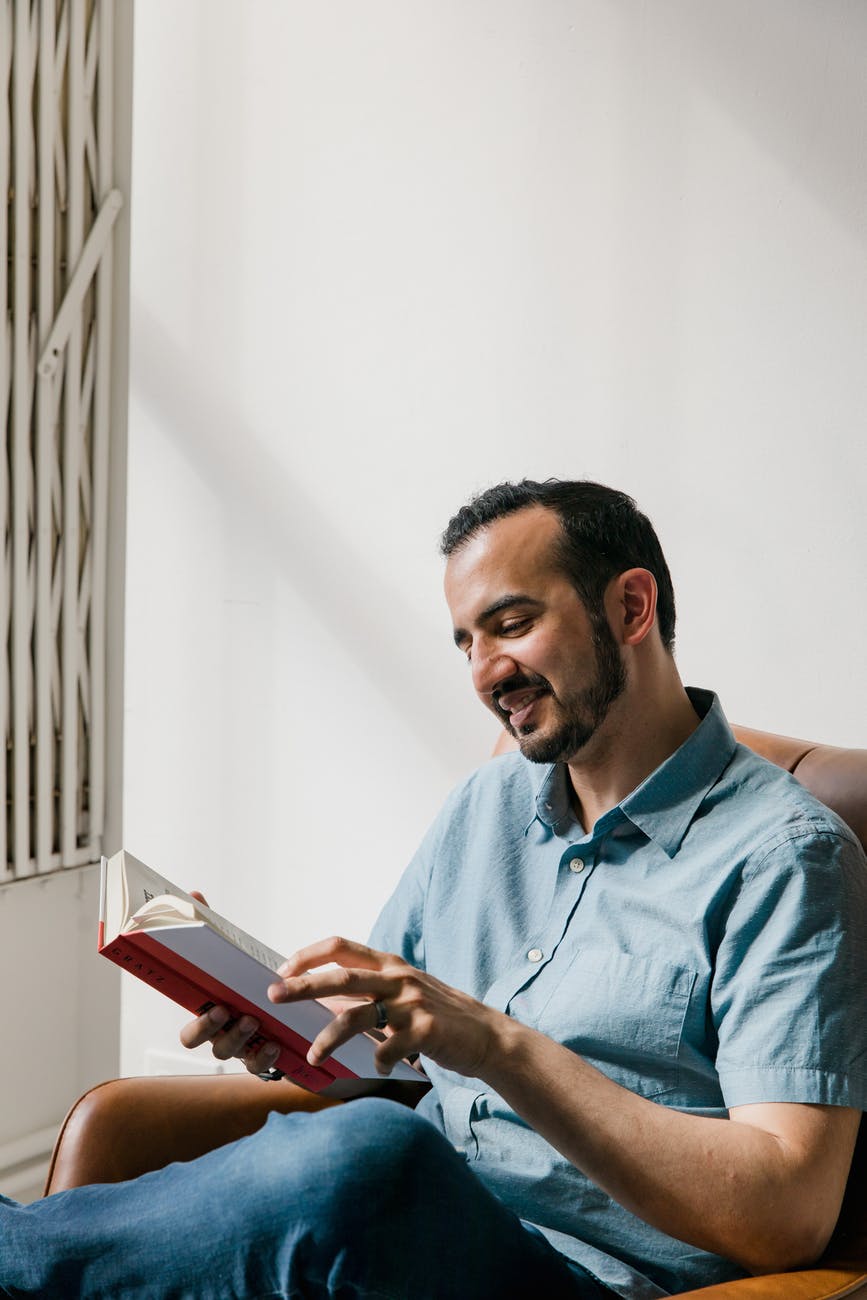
[{"xmin": 108, "ymin": 849, "xmax": 287, "ymax": 971}]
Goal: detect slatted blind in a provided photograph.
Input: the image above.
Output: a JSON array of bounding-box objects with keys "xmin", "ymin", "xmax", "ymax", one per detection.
[{"xmin": 1, "ymin": 0, "xmax": 123, "ymax": 879}]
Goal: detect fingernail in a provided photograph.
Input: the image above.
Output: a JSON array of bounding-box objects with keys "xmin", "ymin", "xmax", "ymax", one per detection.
[
  {"xmin": 263, "ymin": 1044, "xmax": 279, "ymax": 1064},
  {"xmin": 239, "ymin": 1015, "xmax": 258, "ymax": 1035},
  {"xmin": 208, "ymin": 1006, "xmax": 230, "ymax": 1028}
]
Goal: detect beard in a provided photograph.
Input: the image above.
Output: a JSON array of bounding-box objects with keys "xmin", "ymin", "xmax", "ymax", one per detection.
[{"xmin": 494, "ymin": 619, "xmax": 627, "ymax": 764}]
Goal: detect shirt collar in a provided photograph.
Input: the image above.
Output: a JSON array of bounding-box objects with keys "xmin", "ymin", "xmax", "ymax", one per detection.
[
  {"xmin": 530, "ymin": 688, "xmax": 737, "ymax": 856},
  {"xmin": 621, "ymin": 689, "xmax": 737, "ymax": 856},
  {"xmin": 531, "ymin": 762, "xmax": 573, "ymax": 832}
]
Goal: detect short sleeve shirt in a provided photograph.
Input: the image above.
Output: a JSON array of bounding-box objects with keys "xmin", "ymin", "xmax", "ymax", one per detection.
[{"xmin": 369, "ymin": 690, "xmax": 867, "ymax": 1299}]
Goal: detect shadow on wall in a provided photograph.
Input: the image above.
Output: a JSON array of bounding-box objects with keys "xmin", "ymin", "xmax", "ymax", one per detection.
[{"xmin": 129, "ymin": 301, "xmax": 469, "ymax": 773}]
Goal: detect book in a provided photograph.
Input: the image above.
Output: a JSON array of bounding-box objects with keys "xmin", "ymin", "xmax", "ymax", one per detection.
[{"xmin": 98, "ymin": 849, "xmax": 428, "ymax": 1099}]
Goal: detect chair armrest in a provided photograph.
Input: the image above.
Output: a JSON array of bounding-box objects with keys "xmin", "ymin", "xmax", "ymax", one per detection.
[
  {"xmin": 675, "ymin": 1269, "xmax": 867, "ymax": 1298},
  {"xmin": 44, "ymin": 1072, "xmax": 338, "ymax": 1195}
]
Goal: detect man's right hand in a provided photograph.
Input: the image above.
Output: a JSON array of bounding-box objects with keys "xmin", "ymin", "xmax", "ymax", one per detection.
[
  {"xmin": 178, "ymin": 889, "xmax": 281, "ymax": 1076},
  {"xmin": 179, "ymin": 1003, "xmax": 281, "ymax": 1075}
]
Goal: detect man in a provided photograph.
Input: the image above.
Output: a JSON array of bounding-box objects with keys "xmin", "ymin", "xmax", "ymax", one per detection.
[{"xmin": 2, "ymin": 479, "xmax": 866, "ymax": 1299}]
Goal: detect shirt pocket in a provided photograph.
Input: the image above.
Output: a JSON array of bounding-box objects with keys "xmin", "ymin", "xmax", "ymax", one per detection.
[{"xmin": 524, "ymin": 947, "xmax": 696, "ymax": 1099}]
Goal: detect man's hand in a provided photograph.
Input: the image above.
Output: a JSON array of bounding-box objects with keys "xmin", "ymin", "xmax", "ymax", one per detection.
[
  {"xmin": 178, "ymin": 1003, "xmax": 282, "ymax": 1075},
  {"xmin": 270, "ymin": 936, "xmax": 502, "ymax": 1078},
  {"xmin": 178, "ymin": 890, "xmax": 280, "ymax": 1076}
]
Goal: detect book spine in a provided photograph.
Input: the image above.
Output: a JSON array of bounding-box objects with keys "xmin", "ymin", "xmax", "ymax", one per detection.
[
  {"xmin": 98, "ymin": 856, "xmax": 108, "ymax": 950},
  {"xmin": 100, "ymin": 933, "xmax": 347, "ymax": 1093}
]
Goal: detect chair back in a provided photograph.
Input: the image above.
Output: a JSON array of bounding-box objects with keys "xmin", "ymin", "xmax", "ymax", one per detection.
[{"xmin": 731, "ymin": 725, "xmax": 867, "ymax": 850}]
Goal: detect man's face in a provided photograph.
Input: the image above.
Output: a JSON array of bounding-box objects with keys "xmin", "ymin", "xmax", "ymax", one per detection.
[{"xmin": 444, "ymin": 506, "xmax": 626, "ymax": 764}]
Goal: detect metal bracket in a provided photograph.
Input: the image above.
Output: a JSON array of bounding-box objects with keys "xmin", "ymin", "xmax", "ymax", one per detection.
[{"xmin": 37, "ymin": 188, "xmax": 124, "ymax": 379}]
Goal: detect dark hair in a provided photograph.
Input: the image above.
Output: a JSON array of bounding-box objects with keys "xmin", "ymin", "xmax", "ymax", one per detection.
[{"xmin": 440, "ymin": 478, "xmax": 676, "ymax": 652}]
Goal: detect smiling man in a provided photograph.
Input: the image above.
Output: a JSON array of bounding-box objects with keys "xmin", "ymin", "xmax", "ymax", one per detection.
[
  {"xmin": 2, "ymin": 479, "xmax": 866, "ymax": 1300},
  {"xmin": 448, "ymin": 503, "xmax": 630, "ymax": 766},
  {"xmin": 254, "ymin": 481, "xmax": 866, "ymax": 1296}
]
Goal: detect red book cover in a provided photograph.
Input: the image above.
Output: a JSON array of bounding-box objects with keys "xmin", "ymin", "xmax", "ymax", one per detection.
[{"xmin": 99, "ymin": 930, "xmax": 343, "ymax": 1092}]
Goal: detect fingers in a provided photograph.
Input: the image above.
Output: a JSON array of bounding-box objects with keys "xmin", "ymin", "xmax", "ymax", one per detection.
[
  {"xmin": 305, "ymin": 1001, "xmax": 420, "ymax": 1079},
  {"xmin": 179, "ymin": 1004, "xmax": 272, "ymax": 1066},
  {"xmin": 372, "ymin": 1029, "xmax": 418, "ymax": 1077},
  {"xmin": 277, "ymin": 936, "xmax": 388, "ymax": 979},
  {"xmin": 268, "ymin": 957, "xmax": 393, "ymax": 1005},
  {"xmin": 272, "ymin": 938, "xmax": 400, "ymax": 1011},
  {"xmin": 268, "ymin": 940, "xmax": 414, "ymax": 1072},
  {"xmin": 243, "ymin": 1040, "xmax": 281, "ymax": 1076},
  {"xmin": 179, "ymin": 1004, "xmax": 232, "ymax": 1050},
  {"xmin": 306, "ymin": 999, "xmax": 386, "ymax": 1067},
  {"xmin": 208, "ymin": 1014, "xmax": 260, "ymax": 1062}
]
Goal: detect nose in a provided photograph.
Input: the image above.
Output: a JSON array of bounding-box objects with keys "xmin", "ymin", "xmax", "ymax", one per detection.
[{"xmin": 470, "ymin": 637, "xmax": 518, "ymax": 699}]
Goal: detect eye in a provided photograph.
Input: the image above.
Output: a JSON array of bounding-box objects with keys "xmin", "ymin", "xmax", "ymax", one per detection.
[{"xmin": 501, "ymin": 617, "xmax": 531, "ymax": 636}]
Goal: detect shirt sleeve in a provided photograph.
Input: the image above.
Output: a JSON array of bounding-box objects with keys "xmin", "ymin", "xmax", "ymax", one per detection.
[
  {"xmin": 367, "ymin": 810, "xmax": 447, "ymax": 970},
  {"xmin": 712, "ymin": 821, "xmax": 867, "ymax": 1110},
  {"xmin": 367, "ymin": 774, "xmax": 478, "ymax": 966}
]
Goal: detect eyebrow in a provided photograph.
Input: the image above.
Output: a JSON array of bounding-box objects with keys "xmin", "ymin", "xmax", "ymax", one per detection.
[{"xmin": 452, "ymin": 594, "xmax": 543, "ymax": 648}]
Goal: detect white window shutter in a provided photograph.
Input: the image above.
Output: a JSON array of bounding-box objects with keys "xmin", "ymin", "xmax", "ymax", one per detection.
[{"xmin": 2, "ymin": 0, "xmax": 129, "ymax": 880}]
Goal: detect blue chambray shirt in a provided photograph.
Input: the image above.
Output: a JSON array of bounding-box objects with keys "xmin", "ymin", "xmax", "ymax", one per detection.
[{"xmin": 369, "ymin": 690, "xmax": 867, "ymax": 1299}]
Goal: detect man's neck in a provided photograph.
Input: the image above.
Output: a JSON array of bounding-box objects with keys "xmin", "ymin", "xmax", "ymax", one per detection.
[{"xmin": 566, "ymin": 683, "xmax": 701, "ymax": 834}]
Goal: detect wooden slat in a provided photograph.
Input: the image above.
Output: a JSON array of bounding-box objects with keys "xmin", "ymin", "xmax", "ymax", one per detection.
[
  {"xmin": 36, "ymin": 0, "xmax": 59, "ymax": 872},
  {"xmin": 88, "ymin": 0, "xmax": 113, "ymax": 851},
  {"xmin": 0, "ymin": 0, "xmax": 13, "ymax": 882},
  {"xmin": 11, "ymin": 0, "xmax": 37, "ymax": 877},
  {"xmin": 60, "ymin": 0, "xmax": 86, "ymax": 863}
]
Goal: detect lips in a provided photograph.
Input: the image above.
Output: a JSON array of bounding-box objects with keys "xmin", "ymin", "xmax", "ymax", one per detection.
[{"xmin": 496, "ymin": 685, "xmax": 549, "ymax": 730}]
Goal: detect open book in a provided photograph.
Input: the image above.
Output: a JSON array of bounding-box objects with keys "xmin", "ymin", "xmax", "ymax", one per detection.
[{"xmin": 99, "ymin": 849, "xmax": 428, "ymax": 1098}]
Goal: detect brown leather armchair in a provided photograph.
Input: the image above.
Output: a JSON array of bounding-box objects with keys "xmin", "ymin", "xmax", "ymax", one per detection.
[{"xmin": 44, "ymin": 726, "xmax": 867, "ymax": 1299}]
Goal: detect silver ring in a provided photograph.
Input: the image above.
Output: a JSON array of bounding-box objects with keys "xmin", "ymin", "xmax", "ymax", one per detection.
[
  {"xmin": 373, "ymin": 1000, "xmax": 389, "ymax": 1030},
  {"xmin": 257, "ymin": 1067, "xmax": 285, "ymax": 1082}
]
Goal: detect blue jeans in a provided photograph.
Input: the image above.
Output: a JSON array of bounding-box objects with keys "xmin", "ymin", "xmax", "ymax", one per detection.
[{"xmin": 0, "ymin": 1098, "xmax": 616, "ymax": 1299}]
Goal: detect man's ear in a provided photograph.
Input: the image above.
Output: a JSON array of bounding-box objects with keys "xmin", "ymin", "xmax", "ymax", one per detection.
[{"xmin": 608, "ymin": 569, "xmax": 657, "ymax": 646}]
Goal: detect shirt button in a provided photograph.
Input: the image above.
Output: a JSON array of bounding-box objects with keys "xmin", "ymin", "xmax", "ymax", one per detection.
[
  {"xmin": 527, "ymin": 948, "xmax": 543, "ymax": 963},
  {"xmin": 569, "ymin": 858, "xmax": 585, "ymax": 873}
]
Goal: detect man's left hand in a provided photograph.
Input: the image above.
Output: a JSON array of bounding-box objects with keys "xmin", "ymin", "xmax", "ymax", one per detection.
[{"xmin": 270, "ymin": 937, "xmax": 500, "ymax": 1078}]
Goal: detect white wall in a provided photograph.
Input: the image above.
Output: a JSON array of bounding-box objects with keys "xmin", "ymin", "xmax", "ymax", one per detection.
[
  {"xmin": 122, "ymin": 1, "xmax": 867, "ymax": 1073},
  {"xmin": 0, "ymin": 867, "xmax": 121, "ymax": 1198}
]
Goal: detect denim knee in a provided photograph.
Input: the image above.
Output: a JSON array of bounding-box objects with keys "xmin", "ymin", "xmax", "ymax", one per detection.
[
  {"xmin": 240, "ymin": 1098, "xmax": 457, "ymax": 1295},
  {"xmin": 263, "ymin": 1096, "xmax": 449, "ymax": 1208}
]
